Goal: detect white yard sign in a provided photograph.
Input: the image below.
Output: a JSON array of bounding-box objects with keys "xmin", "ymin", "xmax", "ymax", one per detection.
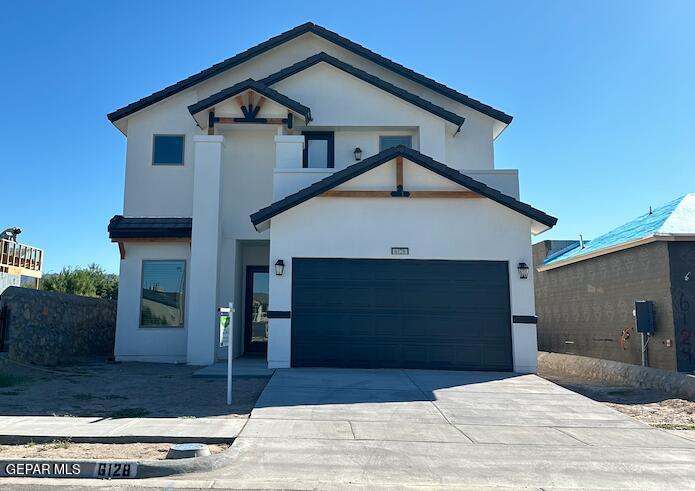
[{"xmin": 218, "ymin": 303, "xmax": 235, "ymax": 404}]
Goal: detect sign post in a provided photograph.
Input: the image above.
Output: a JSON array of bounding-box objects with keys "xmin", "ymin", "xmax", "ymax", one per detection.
[
  {"xmin": 218, "ymin": 303, "xmax": 235, "ymax": 405},
  {"xmin": 227, "ymin": 302, "xmax": 234, "ymax": 405}
]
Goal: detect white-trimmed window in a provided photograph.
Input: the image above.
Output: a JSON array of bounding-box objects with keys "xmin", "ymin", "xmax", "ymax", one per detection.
[{"xmin": 140, "ymin": 260, "xmax": 186, "ymax": 327}]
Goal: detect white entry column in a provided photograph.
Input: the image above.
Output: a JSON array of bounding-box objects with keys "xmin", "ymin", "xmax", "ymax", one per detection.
[{"xmin": 186, "ymin": 134, "xmax": 224, "ymax": 365}]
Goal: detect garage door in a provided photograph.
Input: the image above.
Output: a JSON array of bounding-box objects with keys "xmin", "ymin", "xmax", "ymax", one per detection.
[{"xmin": 291, "ymin": 258, "xmax": 513, "ymax": 371}]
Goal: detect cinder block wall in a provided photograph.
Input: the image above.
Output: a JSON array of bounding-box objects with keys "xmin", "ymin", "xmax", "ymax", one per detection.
[{"xmin": 533, "ymin": 241, "xmax": 677, "ymax": 371}]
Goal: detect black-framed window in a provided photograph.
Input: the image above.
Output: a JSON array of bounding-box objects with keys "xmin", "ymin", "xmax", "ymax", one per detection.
[
  {"xmin": 152, "ymin": 135, "xmax": 185, "ymax": 165},
  {"xmin": 140, "ymin": 260, "xmax": 186, "ymax": 327},
  {"xmin": 302, "ymin": 131, "xmax": 334, "ymax": 168},
  {"xmin": 379, "ymin": 135, "xmax": 412, "ymax": 152}
]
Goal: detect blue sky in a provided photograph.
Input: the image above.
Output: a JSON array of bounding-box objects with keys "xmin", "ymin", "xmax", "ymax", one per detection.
[{"xmin": 2, "ymin": 1, "xmax": 693, "ymax": 273}]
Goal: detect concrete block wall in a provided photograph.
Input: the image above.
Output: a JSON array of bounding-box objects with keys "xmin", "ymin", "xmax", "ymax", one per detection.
[{"xmin": 533, "ymin": 241, "xmax": 677, "ymax": 371}]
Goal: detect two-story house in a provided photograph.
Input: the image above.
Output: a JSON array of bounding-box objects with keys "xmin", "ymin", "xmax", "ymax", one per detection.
[{"xmin": 107, "ymin": 23, "xmax": 557, "ymax": 373}]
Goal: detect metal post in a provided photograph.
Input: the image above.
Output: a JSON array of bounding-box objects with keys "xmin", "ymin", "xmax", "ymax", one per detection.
[{"xmin": 227, "ymin": 302, "xmax": 234, "ymax": 405}]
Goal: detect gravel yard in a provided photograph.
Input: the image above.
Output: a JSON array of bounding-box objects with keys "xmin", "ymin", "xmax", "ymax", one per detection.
[
  {"xmin": 0, "ymin": 360, "xmax": 269, "ymax": 419},
  {"xmin": 0, "ymin": 441, "xmax": 229, "ymax": 460},
  {"xmin": 546, "ymin": 376, "xmax": 695, "ymax": 429}
]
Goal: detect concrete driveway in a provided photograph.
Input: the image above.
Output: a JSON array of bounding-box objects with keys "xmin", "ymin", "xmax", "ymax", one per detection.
[{"xmin": 203, "ymin": 368, "xmax": 695, "ymax": 489}]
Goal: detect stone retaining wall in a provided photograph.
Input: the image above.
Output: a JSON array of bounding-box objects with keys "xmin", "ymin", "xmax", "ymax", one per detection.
[
  {"xmin": 537, "ymin": 351, "xmax": 695, "ymax": 401},
  {"xmin": 0, "ymin": 287, "xmax": 116, "ymax": 365}
]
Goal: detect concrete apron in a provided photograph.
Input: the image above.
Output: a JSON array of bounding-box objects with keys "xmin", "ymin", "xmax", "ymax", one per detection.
[{"xmin": 215, "ymin": 367, "xmax": 695, "ymax": 490}]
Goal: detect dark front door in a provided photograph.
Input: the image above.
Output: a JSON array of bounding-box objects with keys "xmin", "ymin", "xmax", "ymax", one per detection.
[
  {"xmin": 291, "ymin": 258, "xmax": 513, "ymax": 371},
  {"xmin": 244, "ymin": 266, "xmax": 269, "ymax": 354}
]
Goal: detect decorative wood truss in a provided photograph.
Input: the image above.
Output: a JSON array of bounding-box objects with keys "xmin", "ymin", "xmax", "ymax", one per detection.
[
  {"xmin": 207, "ymin": 91, "xmax": 294, "ymax": 135},
  {"xmin": 321, "ymin": 157, "xmax": 483, "ymax": 199}
]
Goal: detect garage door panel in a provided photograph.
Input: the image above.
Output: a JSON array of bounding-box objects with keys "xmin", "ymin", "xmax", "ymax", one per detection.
[{"xmin": 291, "ymin": 259, "xmax": 513, "ymax": 371}]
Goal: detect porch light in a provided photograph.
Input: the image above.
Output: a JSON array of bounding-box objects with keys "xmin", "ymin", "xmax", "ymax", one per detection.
[
  {"xmin": 354, "ymin": 147, "xmax": 362, "ymax": 161},
  {"xmin": 275, "ymin": 259, "xmax": 285, "ymax": 276},
  {"xmin": 518, "ymin": 262, "xmax": 529, "ymax": 280}
]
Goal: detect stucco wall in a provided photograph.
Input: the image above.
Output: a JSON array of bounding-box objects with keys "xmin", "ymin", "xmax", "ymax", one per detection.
[
  {"xmin": 534, "ymin": 241, "xmax": 677, "ymax": 371},
  {"xmin": 114, "ymin": 242, "xmax": 191, "ymax": 363},
  {"xmin": 0, "ymin": 287, "xmax": 116, "ymax": 365},
  {"xmin": 267, "ymin": 185, "xmax": 538, "ymax": 372},
  {"xmin": 118, "ymin": 32, "xmax": 503, "ymax": 223}
]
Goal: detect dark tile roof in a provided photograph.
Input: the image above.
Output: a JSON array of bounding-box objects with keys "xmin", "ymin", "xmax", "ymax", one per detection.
[
  {"xmin": 107, "ymin": 22, "xmax": 512, "ymax": 125},
  {"xmin": 259, "ymin": 52, "xmax": 465, "ymax": 129},
  {"xmin": 250, "ymin": 146, "xmax": 557, "ymax": 229},
  {"xmin": 108, "ymin": 216, "xmax": 192, "ymax": 239},
  {"xmin": 188, "ymin": 79, "xmax": 312, "ymax": 122}
]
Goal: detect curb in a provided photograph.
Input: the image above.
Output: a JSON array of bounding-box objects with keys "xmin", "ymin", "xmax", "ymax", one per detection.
[
  {"xmin": 538, "ymin": 351, "xmax": 695, "ymax": 400},
  {"xmin": 0, "ymin": 445, "xmax": 238, "ymax": 480},
  {"xmin": 0, "ymin": 435, "xmax": 235, "ymax": 445}
]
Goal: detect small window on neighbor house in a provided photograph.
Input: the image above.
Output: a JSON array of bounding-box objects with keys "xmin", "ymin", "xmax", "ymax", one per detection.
[
  {"xmin": 303, "ymin": 132, "xmax": 334, "ymax": 168},
  {"xmin": 152, "ymin": 135, "xmax": 185, "ymax": 165},
  {"xmin": 379, "ymin": 135, "xmax": 412, "ymax": 152},
  {"xmin": 140, "ymin": 260, "xmax": 186, "ymax": 327}
]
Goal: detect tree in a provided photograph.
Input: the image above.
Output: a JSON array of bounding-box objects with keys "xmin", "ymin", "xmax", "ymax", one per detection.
[{"xmin": 40, "ymin": 263, "xmax": 118, "ymax": 300}]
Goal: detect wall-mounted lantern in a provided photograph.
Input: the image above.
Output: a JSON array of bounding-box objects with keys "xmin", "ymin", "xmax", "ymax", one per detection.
[
  {"xmin": 275, "ymin": 259, "xmax": 285, "ymax": 276},
  {"xmin": 517, "ymin": 262, "xmax": 529, "ymax": 279},
  {"xmin": 354, "ymin": 147, "xmax": 362, "ymax": 161}
]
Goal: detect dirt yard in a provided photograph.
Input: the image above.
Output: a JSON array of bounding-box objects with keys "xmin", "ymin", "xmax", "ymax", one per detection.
[
  {"xmin": 0, "ymin": 360, "xmax": 269, "ymax": 418},
  {"xmin": 547, "ymin": 376, "xmax": 695, "ymax": 429},
  {"xmin": 0, "ymin": 441, "xmax": 229, "ymax": 460}
]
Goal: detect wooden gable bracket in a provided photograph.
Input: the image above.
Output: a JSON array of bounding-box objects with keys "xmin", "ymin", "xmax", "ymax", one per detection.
[
  {"xmin": 321, "ymin": 156, "xmax": 483, "ymax": 199},
  {"xmin": 206, "ymin": 94, "xmax": 294, "ymax": 132},
  {"xmin": 390, "ymin": 156, "xmax": 410, "ymax": 197}
]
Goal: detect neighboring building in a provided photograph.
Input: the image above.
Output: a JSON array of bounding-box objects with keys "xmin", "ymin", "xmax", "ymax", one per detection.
[
  {"xmin": 107, "ymin": 22, "xmax": 557, "ymax": 372},
  {"xmin": 0, "ymin": 228, "xmax": 43, "ymax": 295},
  {"xmin": 534, "ymin": 194, "xmax": 695, "ymax": 373}
]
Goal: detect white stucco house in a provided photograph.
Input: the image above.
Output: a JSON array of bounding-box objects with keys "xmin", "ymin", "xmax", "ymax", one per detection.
[{"xmin": 107, "ymin": 22, "xmax": 556, "ymax": 373}]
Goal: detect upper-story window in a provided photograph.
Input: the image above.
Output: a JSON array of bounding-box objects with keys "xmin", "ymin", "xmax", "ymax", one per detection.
[
  {"xmin": 152, "ymin": 135, "xmax": 185, "ymax": 165},
  {"xmin": 302, "ymin": 132, "xmax": 334, "ymax": 169},
  {"xmin": 379, "ymin": 135, "xmax": 412, "ymax": 151}
]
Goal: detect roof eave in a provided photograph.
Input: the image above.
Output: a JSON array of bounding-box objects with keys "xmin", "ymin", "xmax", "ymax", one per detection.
[
  {"xmin": 249, "ymin": 146, "xmax": 557, "ymax": 230},
  {"xmin": 107, "ymin": 22, "xmax": 512, "ymax": 126},
  {"xmin": 538, "ymin": 236, "xmax": 658, "ymax": 272}
]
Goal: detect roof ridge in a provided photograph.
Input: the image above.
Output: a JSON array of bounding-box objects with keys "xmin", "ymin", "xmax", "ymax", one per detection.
[
  {"xmin": 107, "ymin": 22, "xmax": 512, "ymax": 125},
  {"xmin": 258, "ymin": 51, "xmax": 465, "ymax": 128},
  {"xmin": 658, "ymin": 194, "xmax": 692, "ymax": 235}
]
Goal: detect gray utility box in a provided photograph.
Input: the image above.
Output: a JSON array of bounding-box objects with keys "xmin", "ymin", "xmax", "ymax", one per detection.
[{"xmin": 634, "ymin": 300, "xmax": 656, "ymax": 334}]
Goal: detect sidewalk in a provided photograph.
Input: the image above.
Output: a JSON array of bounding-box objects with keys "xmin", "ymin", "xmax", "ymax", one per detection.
[
  {"xmin": 0, "ymin": 416, "xmax": 245, "ymax": 444},
  {"xmin": 193, "ymin": 357, "xmax": 275, "ymax": 378}
]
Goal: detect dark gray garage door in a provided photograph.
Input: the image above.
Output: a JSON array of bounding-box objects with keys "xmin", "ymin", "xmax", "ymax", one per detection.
[{"xmin": 291, "ymin": 258, "xmax": 513, "ymax": 371}]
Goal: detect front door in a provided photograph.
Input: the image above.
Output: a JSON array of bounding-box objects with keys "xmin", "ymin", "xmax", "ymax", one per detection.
[{"xmin": 244, "ymin": 266, "xmax": 269, "ymax": 354}]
